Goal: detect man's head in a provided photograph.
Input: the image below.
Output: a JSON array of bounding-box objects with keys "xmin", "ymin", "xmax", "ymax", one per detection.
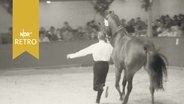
[{"xmin": 98, "ymin": 31, "xmax": 106, "ymax": 41}]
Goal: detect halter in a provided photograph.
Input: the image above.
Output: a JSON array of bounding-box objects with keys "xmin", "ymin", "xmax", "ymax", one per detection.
[
  {"xmin": 104, "ymin": 13, "xmax": 129, "ymax": 42},
  {"xmin": 114, "ymin": 25, "xmax": 124, "ymax": 35},
  {"xmin": 102, "ymin": 28, "xmax": 111, "ymax": 42},
  {"xmin": 105, "ymin": 14, "xmax": 128, "ymax": 37},
  {"xmin": 111, "ymin": 25, "xmax": 129, "ymax": 40}
]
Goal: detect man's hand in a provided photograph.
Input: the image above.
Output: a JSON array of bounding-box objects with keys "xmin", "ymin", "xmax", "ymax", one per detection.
[{"xmin": 67, "ymin": 54, "xmax": 73, "ymax": 59}]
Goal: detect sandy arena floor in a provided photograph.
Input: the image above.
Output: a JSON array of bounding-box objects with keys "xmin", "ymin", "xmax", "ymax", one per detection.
[{"xmin": 0, "ymin": 66, "xmax": 184, "ymax": 104}]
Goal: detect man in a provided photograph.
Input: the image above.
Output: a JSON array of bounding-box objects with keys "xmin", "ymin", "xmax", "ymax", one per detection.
[{"xmin": 67, "ymin": 31, "xmax": 113, "ymax": 104}]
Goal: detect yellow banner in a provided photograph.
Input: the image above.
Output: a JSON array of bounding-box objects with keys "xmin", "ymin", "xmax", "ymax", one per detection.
[{"xmin": 13, "ymin": 0, "xmax": 39, "ymax": 59}]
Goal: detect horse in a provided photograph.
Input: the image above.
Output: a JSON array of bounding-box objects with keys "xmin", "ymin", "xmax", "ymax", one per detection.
[{"xmin": 104, "ymin": 12, "xmax": 168, "ymax": 104}]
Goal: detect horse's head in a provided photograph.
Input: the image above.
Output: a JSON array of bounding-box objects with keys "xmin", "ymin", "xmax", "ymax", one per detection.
[{"xmin": 103, "ymin": 11, "xmax": 122, "ymax": 38}]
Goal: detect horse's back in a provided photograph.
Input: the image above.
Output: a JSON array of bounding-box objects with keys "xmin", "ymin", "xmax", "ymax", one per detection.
[
  {"xmin": 124, "ymin": 37, "xmax": 148, "ymax": 68},
  {"xmin": 113, "ymin": 35, "xmax": 155, "ymax": 73},
  {"xmin": 126, "ymin": 36, "xmax": 155, "ymax": 54}
]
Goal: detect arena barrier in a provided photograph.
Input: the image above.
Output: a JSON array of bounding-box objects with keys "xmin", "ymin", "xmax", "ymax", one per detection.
[{"xmin": 0, "ymin": 37, "xmax": 184, "ymax": 69}]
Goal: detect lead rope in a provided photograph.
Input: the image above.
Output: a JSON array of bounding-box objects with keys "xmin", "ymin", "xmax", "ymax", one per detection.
[{"xmin": 102, "ymin": 28, "xmax": 110, "ymax": 43}]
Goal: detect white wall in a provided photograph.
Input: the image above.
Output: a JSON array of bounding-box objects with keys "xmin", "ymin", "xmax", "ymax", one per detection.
[
  {"xmin": 110, "ymin": 0, "xmax": 147, "ymax": 21},
  {"xmin": 39, "ymin": 0, "xmax": 164, "ymax": 29},
  {"xmin": 110, "ymin": 0, "xmax": 163, "ymax": 21},
  {"xmin": 0, "ymin": 5, "xmax": 12, "ymax": 33},
  {"xmin": 1, "ymin": 0, "xmax": 184, "ymax": 33},
  {"xmin": 39, "ymin": 1, "xmax": 96, "ymax": 29},
  {"xmin": 159, "ymin": 0, "xmax": 184, "ymax": 16}
]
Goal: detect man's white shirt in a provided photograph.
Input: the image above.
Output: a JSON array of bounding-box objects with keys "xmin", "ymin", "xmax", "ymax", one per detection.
[{"xmin": 68, "ymin": 40, "xmax": 113, "ymax": 61}]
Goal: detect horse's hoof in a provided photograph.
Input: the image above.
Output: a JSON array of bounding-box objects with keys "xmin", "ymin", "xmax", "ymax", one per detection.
[
  {"xmin": 122, "ymin": 101, "xmax": 127, "ymax": 104},
  {"xmin": 122, "ymin": 99, "xmax": 128, "ymax": 104},
  {"xmin": 120, "ymin": 96, "xmax": 123, "ymax": 101}
]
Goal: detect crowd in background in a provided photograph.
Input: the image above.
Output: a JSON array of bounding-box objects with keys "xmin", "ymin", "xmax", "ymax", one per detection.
[
  {"xmin": 153, "ymin": 14, "xmax": 184, "ymax": 37},
  {"xmin": 39, "ymin": 14, "xmax": 184, "ymax": 43},
  {"xmin": 0, "ymin": 14, "xmax": 184, "ymax": 44},
  {"xmin": 122, "ymin": 17, "xmax": 147, "ymax": 36},
  {"xmin": 122, "ymin": 14, "xmax": 184, "ymax": 37},
  {"xmin": 39, "ymin": 20, "xmax": 100, "ymax": 43}
]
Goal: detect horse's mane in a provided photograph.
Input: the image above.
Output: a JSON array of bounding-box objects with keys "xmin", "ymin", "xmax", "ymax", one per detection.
[
  {"xmin": 108, "ymin": 13, "xmax": 122, "ymax": 27},
  {"xmin": 115, "ymin": 29, "xmax": 132, "ymax": 46},
  {"xmin": 107, "ymin": 12, "xmax": 129, "ymax": 37},
  {"xmin": 106, "ymin": 12, "xmax": 132, "ymax": 47}
]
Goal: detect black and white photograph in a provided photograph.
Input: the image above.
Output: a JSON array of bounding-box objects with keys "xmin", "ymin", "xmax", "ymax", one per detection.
[{"xmin": 0, "ymin": 0, "xmax": 184, "ymax": 104}]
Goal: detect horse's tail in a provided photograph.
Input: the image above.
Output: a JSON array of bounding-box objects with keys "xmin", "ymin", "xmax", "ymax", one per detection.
[{"xmin": 145, "ymin": 50, "xmax": 168, "ymax": 90}]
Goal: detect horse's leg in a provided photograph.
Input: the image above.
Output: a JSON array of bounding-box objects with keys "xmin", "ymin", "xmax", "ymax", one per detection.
[
  {"xmin": 145, "ymin": 66, "xmax": 155, "ymax": 104},
  {"xmin": 149, "ymin": 77, "xmax": 155, "ymax": 104},
  {"xmin": 121, "ymin": 70, "xmax": 127, "ymax": 98},
  {"xmin": 123, "ymin": 75, "xmax": 134, "ymax": 104},
  {"xmin": 150, "ymin": 86, "xmax": 155, "ymax": 104},
  {"xmin": 115, "ymin": 68, "xmax": 123, "ymax": 100}
]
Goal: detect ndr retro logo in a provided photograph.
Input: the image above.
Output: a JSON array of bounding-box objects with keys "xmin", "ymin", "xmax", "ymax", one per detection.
[{"xmin": 14, "ymin": 29, "xmax": 37, "ymax": 45}]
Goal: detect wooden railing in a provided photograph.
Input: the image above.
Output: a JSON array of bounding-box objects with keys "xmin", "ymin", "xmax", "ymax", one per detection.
[{"xmin": 0, "ymin": 37, "xmax": 183, "ymax": 69}]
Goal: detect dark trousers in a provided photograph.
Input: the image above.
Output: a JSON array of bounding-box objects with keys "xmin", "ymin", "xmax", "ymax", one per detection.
[
  {"xmin": 93, "ymin": 61, "xmax": 109, "ymax": 103},
  {"xmin": 93, "ymin": 61, "xmax": 109, "ymax": 91}
]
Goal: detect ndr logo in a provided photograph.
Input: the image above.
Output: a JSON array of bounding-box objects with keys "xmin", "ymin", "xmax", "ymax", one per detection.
[
  {"xmin": 14, "ymin": 29, "xmax": 37, "ymax": 45},
  {"xmin": 20, "ymin": 29, "xmax": 32, "ymax": 38}
]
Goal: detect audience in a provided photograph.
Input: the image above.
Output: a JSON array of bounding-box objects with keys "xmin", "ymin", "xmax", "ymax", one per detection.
[
  {"xmin": 0, "ymin": 27, "xmax": 12, "ymax": 44},
  {"xmin": 61, "ymin": 21, "xmax": 74, "ymax": 40},
  {"xmin": 47, "ymin": 26, "xmax": 59, "ymax": 41},
  {"xmin": 39, "ymin": 14, "xmax": 183, "ymax": 42},
  {"xmin": 39, "ymin": 31, "xmax": 50, "ymax": 43},
  {"xmin": 126, "ymin": 18, "xmax": 136, "ymax": 35},
  {"xmin": 155, "ymin": 14, "xmax": 184, "ymax": 37},
  {"xmin": 77, "ymin": 26, "xmax": 86, "ymax": 39},
  {"xmin": 56, "ymin": 28, "xmax": 63, "ymax": 41},
  {"xmin": 123, "ymin": 14, "xmax": 184, "ymax": 37},
  {"xmin": 84, "ymin": 22, "xmax": 93, "ymax": 40},
  {"xmin": 135, "ymin": 17, "xmax": 147, "ymax": 36},
  {"xmin": 1, "ymin": 14, "xmax": 184, "ymax": 44}
]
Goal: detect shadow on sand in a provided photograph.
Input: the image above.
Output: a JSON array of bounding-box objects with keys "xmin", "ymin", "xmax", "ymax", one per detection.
[
  {"xmin": 133, "ymin": 98, "xmax": 179, "ymax": 104},
  {"xmin": 100, "ymin": 98, "xmax": 179, "ymax": 104},
  {"xmin": 101, "ymin": 103, "xmax": 120, "ymax": 104}
]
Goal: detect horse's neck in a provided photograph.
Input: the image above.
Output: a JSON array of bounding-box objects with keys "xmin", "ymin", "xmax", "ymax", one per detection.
[
  {"xmin": 110, "ymin": 20, "xmax": 129, "ymax": 47},
  {"xmin": 110, "ymin": 22, "xmax": 120, "ymax": 36},
  {"xmin": 113, "ymin": 31, "xmax": 131, "ymax": 47},
  {"xmin": 114, "ymin": 32, "xmax": 124, "ymax": 47}
]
